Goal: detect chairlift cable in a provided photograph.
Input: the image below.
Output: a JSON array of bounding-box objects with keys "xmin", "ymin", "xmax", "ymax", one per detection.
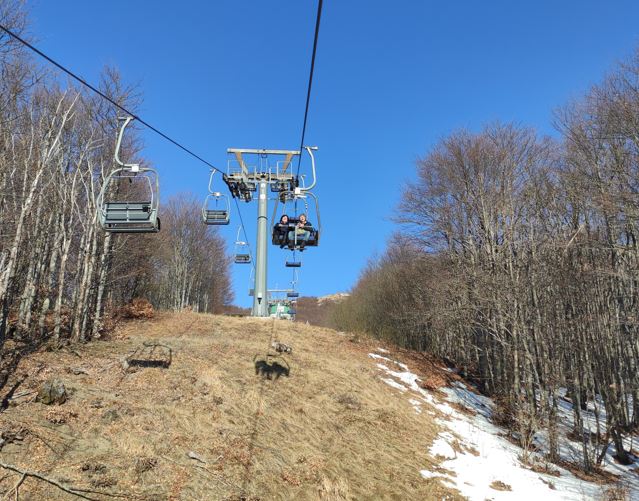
[
  {"xmin": 295, "ymin": 0, "xmax": 323, "ymax": 178},
  {"xmin": 0, "ymin": 23, "xmax": 220, "ymax": 173}
]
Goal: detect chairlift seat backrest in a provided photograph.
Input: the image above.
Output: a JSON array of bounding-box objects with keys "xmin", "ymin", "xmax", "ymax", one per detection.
[
  {"xmin": 104, "ymin": 202, "xmax": 153, "ymax": 221},
  {"xmin": 98, "ymin": 175, "xmax": 160, "ymax": 232},
  {"xmin": 204, "ymin": 209, "xmax": 230, "ymax": 225},
  {"xmin": 101, "ymin": 202, "xmax": 159, "ymax": 233},
  {"xmin": 286, "ymin": 261, "xmax": 302, "ymax": 268}
]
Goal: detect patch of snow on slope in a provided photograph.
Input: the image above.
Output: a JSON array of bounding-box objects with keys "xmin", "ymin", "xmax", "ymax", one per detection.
[
  {"xmin": 368, "ymin": 349, "xmax": 621, "ymax": 501},
  {"xmin": 409, "ymin": 398, "xmax": 423, "ymax": 414}
]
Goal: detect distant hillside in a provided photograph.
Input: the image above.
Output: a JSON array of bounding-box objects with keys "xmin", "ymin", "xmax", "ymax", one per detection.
[
  {"xmin": 295, "ymin": 293, "xmax": 349, "ymax": 327},
  {"xmin": 221, "ymin": 304, "xmax": 251, "ymax": 316}
]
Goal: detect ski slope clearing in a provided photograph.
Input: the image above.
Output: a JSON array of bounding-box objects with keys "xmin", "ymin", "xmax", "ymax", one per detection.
[
  {"xmin": 0, "ymin": 312, "xmax": 459, "ymax": 500},
  {"xmin": 370, "ymin": 349, "xmax": 638, "ymax": 500}
]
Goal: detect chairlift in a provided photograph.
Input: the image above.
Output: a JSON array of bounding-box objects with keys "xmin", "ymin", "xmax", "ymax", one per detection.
[
  {"xmin": 271, "ymin": 190, "xmax": 321, "ymax": 249},
  {"xmin": 202, "ymin": 170, "xmax": 230, "ymax": 225},
  {"xmin": 287, "ymin": 292, "xmax": 299, "ymax": 298},
  {"xmin": 269, "ymin": 146, "xmax": 320, "ymax": 249},
  {"xmin": 97, "ymin": 117, "xmax": 160, "ymax": 233},
  {"xmin": 234, "ymin": 227, "xmax": 251, "ymax": 264},
  {"xmin": 235, "ymin": 254, "xmax": 251, "ymax": 264}
]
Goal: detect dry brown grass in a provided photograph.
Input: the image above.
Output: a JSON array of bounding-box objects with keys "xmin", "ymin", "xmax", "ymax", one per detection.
[{"xmin": 0, "ymin": 312, "xmax": 461, "ymax": 500}]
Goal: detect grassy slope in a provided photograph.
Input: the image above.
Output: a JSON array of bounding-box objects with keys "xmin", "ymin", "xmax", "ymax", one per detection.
[{"xmin": 0, "ymin": 312, "xmax": 459, "ymax": 500}]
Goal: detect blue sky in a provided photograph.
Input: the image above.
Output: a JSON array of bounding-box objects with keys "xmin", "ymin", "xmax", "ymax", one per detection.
[{"xmin": 29, "ymin": 1, "xmax": 639, "ymax": 307}]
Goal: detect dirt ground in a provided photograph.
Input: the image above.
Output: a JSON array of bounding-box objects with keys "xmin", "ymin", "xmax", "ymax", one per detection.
[{"xmin": 0, "ymin": 312, "xmax": 461, "ymax": 500}]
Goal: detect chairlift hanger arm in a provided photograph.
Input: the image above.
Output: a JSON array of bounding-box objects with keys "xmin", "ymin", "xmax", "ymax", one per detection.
[
  {"xmin": 114, "ymin": 117, "xmax": 139, "ymax": 171},
  {"xmin": 301, "ymin": 146, "xmax": 318, "ymax": 191}
]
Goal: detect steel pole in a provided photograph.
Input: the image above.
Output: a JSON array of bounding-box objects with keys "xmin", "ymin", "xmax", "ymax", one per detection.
[{"xmin": 252, "ymin": 181, "xmax": 269, "ymax": 316}]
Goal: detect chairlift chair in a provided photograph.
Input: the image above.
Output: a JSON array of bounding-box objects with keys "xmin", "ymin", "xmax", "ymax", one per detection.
[
  {"xmin": 234, "ymin": 227, "xmax": 252, "ymax": 264},
  {"xmin": 97, "ymin": 117, "xmax": 161, "ymax": 233},
  {"xmin": 271, "ymin": 190, "xmax": 321, "ymax": 249},
  {"xmin": 235, "ymin": 254, "xmax": 251, "ymax": 264},
  {"xmin": 287, "ymin": 292, "xmax": 299, "ymax": 298},
  {"xmin": 202, "ymin": 171, "xmax": 230, "ymax": 225}
]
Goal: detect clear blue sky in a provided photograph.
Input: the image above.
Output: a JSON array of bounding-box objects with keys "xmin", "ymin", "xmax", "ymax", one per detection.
[{"xmin": 28, "ymin": 0, "xmax": 639, "ymax": 307}]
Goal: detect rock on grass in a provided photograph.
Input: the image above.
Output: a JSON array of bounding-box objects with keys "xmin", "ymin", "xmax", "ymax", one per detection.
[{"xmin": 36, "ymin": 378, "xmax": 67, "ymax": 405}]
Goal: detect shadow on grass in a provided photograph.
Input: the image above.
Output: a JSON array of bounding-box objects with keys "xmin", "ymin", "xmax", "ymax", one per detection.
[{"xmin": 253, "ymin": 354, "xmax": 290, "ymax": 380}]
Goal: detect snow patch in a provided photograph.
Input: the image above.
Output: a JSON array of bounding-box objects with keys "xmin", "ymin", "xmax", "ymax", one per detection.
[
  {"xmin": 409, "ymin": 398, "xmax": 423, "ymax": 414},
  {"xmin": 368, "ymin": 352, "xmax": 634, "ymax": 500},
  {"xmin": 380, "ymin": 377, "xmax": 407, "ymax": 392}
]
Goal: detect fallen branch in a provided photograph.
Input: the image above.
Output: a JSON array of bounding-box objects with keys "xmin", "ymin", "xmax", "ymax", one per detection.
[
  {"xmin": 2, "ymin": 472, "xmax": 25, "ymax": 501},
  {"xmin": 0, "ymin": 462, "xmax": 128, "ymax": 500},
  {"xmin": 6, "ymin": 390, "xmax": 36, "ymax": 401}
]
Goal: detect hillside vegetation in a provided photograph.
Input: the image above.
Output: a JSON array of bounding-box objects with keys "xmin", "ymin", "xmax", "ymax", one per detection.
[
  {"xmin": 334, "ymin": 47, "xmax": 639, "ymax": 474},
  {"xmin": 0, "ymin": 312, "xmax": 458, "ymax": 500},
  {"xmin": 0, "ymin": 2, "xmax": 233, "ymax": 360},
  {"xmin": 294, "ymin": 294, "xmax": 348, "ymax": 328}
]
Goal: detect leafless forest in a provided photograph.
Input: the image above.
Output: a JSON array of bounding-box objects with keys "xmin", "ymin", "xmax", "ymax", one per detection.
[
  {"xmin": 333, "ymin": 48, "xmax": 639, "ymax": 471},
  {"xmin": 0, "ymin": 2, "xmax": 232, "ymax": 362},
  {"xmin": 3, "ymin": 0, "xmax": 639, "ymax": 482}
]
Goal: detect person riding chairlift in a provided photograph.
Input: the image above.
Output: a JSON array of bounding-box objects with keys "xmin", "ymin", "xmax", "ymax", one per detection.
[
  {"xmin": 289, "ymin": 213, "xmax": 312, "ymax": 250},
  {"xmin": 274, "ymin": 214, "xmax": 289, "ymax": 248}
]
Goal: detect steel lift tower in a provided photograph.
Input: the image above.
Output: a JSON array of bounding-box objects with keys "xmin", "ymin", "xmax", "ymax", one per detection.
[{"xmin": 223, "ymin": 147, "xmax": 317, "ymax": 317}]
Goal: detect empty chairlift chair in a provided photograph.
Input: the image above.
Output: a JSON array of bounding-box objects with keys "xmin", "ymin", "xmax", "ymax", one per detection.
[
  {"xmin": 97, "ymin": 117, "xmax": 160, "ymax": 233},
  {"xmin": 234, "ymin": 227, "xmax": 251, "ymax": 264},
  {"xmin": 202, "ymin": 192, "xmax": 230, "ymax": 225},
  {"xmin": 235, "ymin": 249, "xmax": 251, "ymax": 264},
  {"xmin": 202, "ymin": 170, "xmax": 230, "ymax": 225}
]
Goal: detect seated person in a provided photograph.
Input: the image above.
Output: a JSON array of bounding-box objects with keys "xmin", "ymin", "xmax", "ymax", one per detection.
[
  {"xmin": 288, "ymin": 213, "xmax": 313, "ymax": 249},
  {"xmin": 274, "ymin": 214, "xmax": 289, "ymax": 248}
]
